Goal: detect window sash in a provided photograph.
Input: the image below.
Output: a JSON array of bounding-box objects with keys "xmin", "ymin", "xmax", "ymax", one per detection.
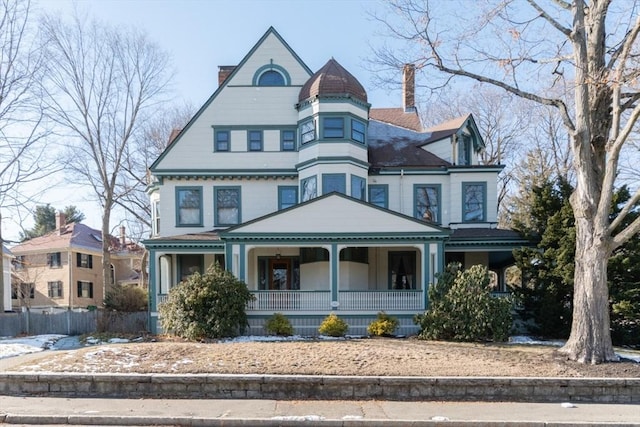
[
  {"xmin": 322, "ymin": 174, "xmax": 346, "ymax": 195},
  {"xmin": 415, "ymin": 185, "xmax": 439, "ymax": 223},
  {"xmin": 281, "ymin": 130, "xmax": 296, "ymax": 151},
  {"xmin": 278, "ymin": 186, "xmax": 298, "ymax": 210},
  {"xmin": 351, "ymin": 176, "xmax": 366, "ymax": 200},
  {"xmin": 351, "ymin": 119, "xmax": 365, "ymax": 143},
  {"xmin": 47, "ymin": 252, "xmax": 61, "ymax": 268},
  {"xmin": 463, "ymin": 183, "xmax": 485, "ymax": 221},
  {"xmin": 216, "ymin": 188, "xmax": 240, "ymax": 225},
  {"xmin": 248, "ymin": 130, "xmax": 263, "ymax": 151},
  {"xmin": 215, "ymin": 130, "xmax": 229, "ymax": 151},
  {"xmin": 369, "ymin": 185, "xmax": 388, "ymax": 208},
  {"xmin": 301, "ymin": 121, "xmax": 315, "ymax": 144},
  {"xmin": 301, "ymin": 176, "xmax": 317, "ymax": 202},
  {"xmin": 77, "ymin": 281, "xmax": 93, "ymax": 299},
  {"xmin": 177, "ymin": 188, "xmax": 202, "ymax": 226},
  {"xmin": 323, "ymin": 117, "xmax": 344, "ymax": 138},
  {"xmin": 48, "ymin": 281, "xmax": 63, "ymax": 298},
  {"xmin": 77, "ymin": 253, "xmax": 93, "ymax": 269}
]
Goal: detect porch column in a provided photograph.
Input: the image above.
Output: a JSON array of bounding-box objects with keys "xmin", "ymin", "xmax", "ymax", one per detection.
[
  {"xmin": 148, "ymin": 249, "xmax": 158, "ymax": 334},
  {"xmin": 422, "ymin": 243, "xmax": 429, "ymax": 310},
  {"xmin": 330, "ymin": 243, "xmax": 339, "ymax": 309}
]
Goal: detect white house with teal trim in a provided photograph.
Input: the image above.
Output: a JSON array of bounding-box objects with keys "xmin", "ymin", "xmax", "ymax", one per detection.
[
  {"xmin": 144, "ymin": 27, "xmax": 528, "ymax": 335},
  {"xmin": 2, "ymin": 245, "xmax": 13, "ymax": 312}
]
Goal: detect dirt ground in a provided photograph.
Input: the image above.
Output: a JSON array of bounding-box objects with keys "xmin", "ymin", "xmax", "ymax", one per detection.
[{"xmin": 9, "ymin": 337, "xmax": 640, "ymax": 377}]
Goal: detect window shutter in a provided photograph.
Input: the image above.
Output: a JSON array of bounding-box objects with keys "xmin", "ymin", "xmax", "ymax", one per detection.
[
  {"xmin": 77, "ymin": 253, "xmax": 81, "ymax": 267},
  {"xmin": 77, "ymin": 281, "xmax": 82, "ymax": 297},
  {"xmin": 88, "ymin": 255, "xmax": 93, "ymax": 269},
  {"xmin": 89, "ymin": 283, "xmax": 93, "ymax": 299}
]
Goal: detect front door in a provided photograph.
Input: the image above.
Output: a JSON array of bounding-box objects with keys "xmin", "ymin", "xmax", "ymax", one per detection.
[{"xmin": 269, "ymin": 258, "xmax": 291, "ymax": 290}]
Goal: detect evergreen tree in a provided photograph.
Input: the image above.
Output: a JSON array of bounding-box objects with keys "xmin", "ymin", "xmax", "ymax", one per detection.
[
  {"xmin": 513, "ymin": 180, "xmax": 640, "ymax": 346},
  {"xmin": 512, "ymin": 177, "xmax": 575, "ymax": 338},
  {"xmin": 20, "ymin": 204, "xmax": 85, "ymax": 241}
]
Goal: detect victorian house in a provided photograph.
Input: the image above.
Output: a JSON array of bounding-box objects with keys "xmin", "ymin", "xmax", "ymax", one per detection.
[{"xmin": 145, "ymin": 27, "xmax": 527, "ymax": 335}]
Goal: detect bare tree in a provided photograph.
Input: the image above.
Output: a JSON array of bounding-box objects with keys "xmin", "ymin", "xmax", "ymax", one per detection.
[
  {"xmin": 373, "ymin": 0, "xmax": 640, "ymax": 363},
  {"xmin": 421, "ymin": 85, "xmax": 529, "ymax": 216},
  {"xmin": 117, "ymin": 102, "xmax": 194, "ymax": 238},
  {"xmin": 0, "ymin": 0, "xmax": 55, "ymax": 311},
  {"xmin": 39, "ymin": 11, "xmax": 172, "ymax": 302}
]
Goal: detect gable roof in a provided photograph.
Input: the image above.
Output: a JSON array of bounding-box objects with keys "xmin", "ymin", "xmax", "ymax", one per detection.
[
  {"xmin": 369, "ymin": 108, "xmax": 423, "ymax": 132},
  {"xmin": 150, "ymin": 27, "xmax": 313, "ymax": 172},
  {"xmin": 420, "ymin": 114, "xmax": 483, "ymax": 147},
  {"xmin": 221, "ymin": 192, "xmax": 449, "ymax": 239},
  {"xmin": 367, "ymin": 120, "xmax": 450, "ymax": 169}
]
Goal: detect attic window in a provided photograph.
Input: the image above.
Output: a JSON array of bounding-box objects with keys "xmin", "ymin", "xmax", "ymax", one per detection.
[
  {"xmin": 253, "ymin": 62, "xmax": 290, "ymax": 86},
  {"xmin": 259, "ymin": 70, "xmax": 284, "ymax": 86},
  {"xmin": 91, "ymin": 233, "xmax": 102, "ymax": 242}
]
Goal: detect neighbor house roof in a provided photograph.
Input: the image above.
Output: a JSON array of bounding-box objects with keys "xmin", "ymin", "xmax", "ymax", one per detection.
[
  {"xmin": 10, "ymin": 223, "xmax": 127, "ymax": 254},
  {"xmin": 420, "ymin": 114, "xmax": 470, "ymax": 145}
]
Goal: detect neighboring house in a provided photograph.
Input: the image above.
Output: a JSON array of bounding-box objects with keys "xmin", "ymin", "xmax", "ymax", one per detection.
[
  {"xmin": 145, "ymin": 27, "xmax": 528, "ymax": 335},
  {"xmin": 9, "ymin": 213, "xmax": 143, "ymax": 311},
  {"xmin": 2, "ymin": 245, "xmax": 12, "ymax": 312}
]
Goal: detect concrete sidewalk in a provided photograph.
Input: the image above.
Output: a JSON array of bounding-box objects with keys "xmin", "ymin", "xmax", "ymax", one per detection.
[{"xmin": 1, "ymin": 396, "xmax": 639, "ymax": 426}]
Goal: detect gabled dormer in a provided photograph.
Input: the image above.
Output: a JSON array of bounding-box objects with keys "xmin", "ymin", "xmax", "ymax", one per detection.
[{"xmin": 420, "ymin": 114, "xmax": 485, "ymax": 166}]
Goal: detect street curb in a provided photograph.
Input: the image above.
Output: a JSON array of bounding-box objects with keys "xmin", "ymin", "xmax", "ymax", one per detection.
[{"xmin": 3, "ymin": 413, "xmax": 640, "ymax": 426}]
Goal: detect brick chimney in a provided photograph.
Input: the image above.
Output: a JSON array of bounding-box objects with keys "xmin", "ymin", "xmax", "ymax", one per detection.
[
  {"xmin": 403, "ymin": 63, "xmax": 416, "ymax": 113},
  {"xmin": 55, "ymin": 211, "xmax": 66, "ymax": 235},
  {"xmin": 120, "ymin": 226, "xmax": 126, "ymax": 248},
  {"xmin": 218, "ymin": 65, "xmax": 236, "ymax": 87}
]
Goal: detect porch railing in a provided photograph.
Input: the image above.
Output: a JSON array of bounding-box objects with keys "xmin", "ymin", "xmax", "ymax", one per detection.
[
  {"xmin": 157, "ymin": 290, "xmax": 425, "ymax": 312},
  {"xmin": 338, "ymin": 290, "xmax": 423, "ymax": 311},
  {"xmin": 248, "ymin": 290, "xmax": 332, "ymax": 311}
]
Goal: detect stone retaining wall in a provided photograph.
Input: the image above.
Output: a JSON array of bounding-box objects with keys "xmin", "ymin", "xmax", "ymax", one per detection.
[{"xmin": 0, "ymin": 373, "xmax": 638, "ymax": 403}]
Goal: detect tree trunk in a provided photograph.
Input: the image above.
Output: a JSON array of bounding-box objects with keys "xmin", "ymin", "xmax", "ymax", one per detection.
[
  {"xmin": 560, "ymin": 214, "xmax": 617, "ymax": 363},
  {"xmin": 102, "ymin": 210, "xmax": 112, "ymax": 305}
]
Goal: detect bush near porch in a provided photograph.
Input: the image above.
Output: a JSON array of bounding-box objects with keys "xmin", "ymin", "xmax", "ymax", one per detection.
[
  {"xmin": 415, "ymin": 263, "xmax": 513, "ymax": 342},
  {"xmin": 159, "ymin": 264, "xmax": 255, "ymax": 340}
]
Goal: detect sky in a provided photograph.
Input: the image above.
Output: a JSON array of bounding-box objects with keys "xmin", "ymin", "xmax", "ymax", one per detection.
[{"xmin": 2, "ymin": 0, "xmax": 405, "ymax": 243}]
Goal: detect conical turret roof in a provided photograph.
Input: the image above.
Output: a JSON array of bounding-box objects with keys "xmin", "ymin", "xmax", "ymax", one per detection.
[{"xmin": 299, "ymin": 58, "xmax": 367, "ymax": 103}]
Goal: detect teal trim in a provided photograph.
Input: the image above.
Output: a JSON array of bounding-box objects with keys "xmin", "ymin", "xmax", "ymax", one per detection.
[
  {"xmin": 300, "ymin": 119, "xmax": 316, "ymax": 145},
  {"xmin": 350, "ymin": 175, "xmax": 366, "ymax": 201},
  {"xmin": 175, "ymin": 186, "xmax": 203, "ymax": 227},
  {"xmin": 368, "ymin": 184, "xmax": 388, "ymax": 208},
  {"xmin": 295, "ymin": 156, "xmax": 370, "ymax": 171},
  {"xmin": 225, "ymin": 244, "xmax": 233, "ymax": 271},
  {"xmin": 252, "ymin": 63, "xmax": 291, "ymax": 86},
  {"xmin": 278, "ymin": 185, "xmax": 298, "ymax": 210},
  {"xmin": 148, "ymin": 250, "xmax": 157, "ymax": 335},
  {"xmin": 247, "ymin": 130, "xmax": 263, "ymax": 151},
  {"xmin": 212, "ymin": 124, "xmax": 301, "ymax": 131},
  {"xmin": 152, "ymin": 169, "xmax": 298, "ymax": 179},
  {"xmin": 330, "ymin": 244, "xmax": 338, "ymax": 308},
  {"xmin": 423, "ymin": 243, "xmax": 430, "ymax": 309},
  {"xmin": 437, "ymin": 240, "xmax": 445, "ymax": 276},
  {"xmin": 142, "ymin": 240, "xmax": 225, "ymax": 250},
  {"xmin": 414, "ymin": 183, "xmax": 442, "ymax": 225},
  {"xmin": 296, "ymin": 95, "xmax": 370, "ymax": 111},
  {"xmin": 214, "ymin": 186, "xmax": 242, "ymax": 226},
  {"xmin": 375, "ymin": 165, "xmax": 504, "ymax": 175},
  {"xmin": 239, "ymin": 243, "xmax": 246, "ymax": 282},
  {"xmin": 322, "ymin": 173, "xmax": 346, "ymax": 195},
  {"xmin": 462, "ymin": 181, "xmax": 487, "ymax": 222},
  {"xmin": 150, "ymin": 27, "xmax": 312, "ymax": 172}
]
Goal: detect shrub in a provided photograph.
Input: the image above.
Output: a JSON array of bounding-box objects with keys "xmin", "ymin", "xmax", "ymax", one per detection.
[
  {"xmin": 414, "ymin": 263, "xmax": 513, "ymax": 342},
  {"xmin": 104, "ymin": 284, "xmax": 148, "ymax": 312},
  {"xmin": 367, "ymin": 312, "xmax": 399, "ymax": 336},
  {"xmin": 318, "ymin": 313, "xmax": 348, "ymax": 337},
  {"xmin": 159, "ymin": 264, "xmax": 255, "ymax": 340},
  {"xmin": 265, "ymin": 312, "xmax": 294, "ymax": 336}
]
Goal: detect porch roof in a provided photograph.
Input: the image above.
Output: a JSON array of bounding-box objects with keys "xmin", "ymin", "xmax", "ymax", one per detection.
[
  {"xmin": 445, "ymin": 227, "xmax": 531, "ymax": 250},
  {"xmin": 142, "ymin": 231, "xmax": 224, "ymax": 250}
]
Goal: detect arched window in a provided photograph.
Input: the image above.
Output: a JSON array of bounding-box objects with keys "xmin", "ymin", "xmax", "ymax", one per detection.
[{"xmin": 258, "ymin": 70, "xmax": 285, "ymax": 86}]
